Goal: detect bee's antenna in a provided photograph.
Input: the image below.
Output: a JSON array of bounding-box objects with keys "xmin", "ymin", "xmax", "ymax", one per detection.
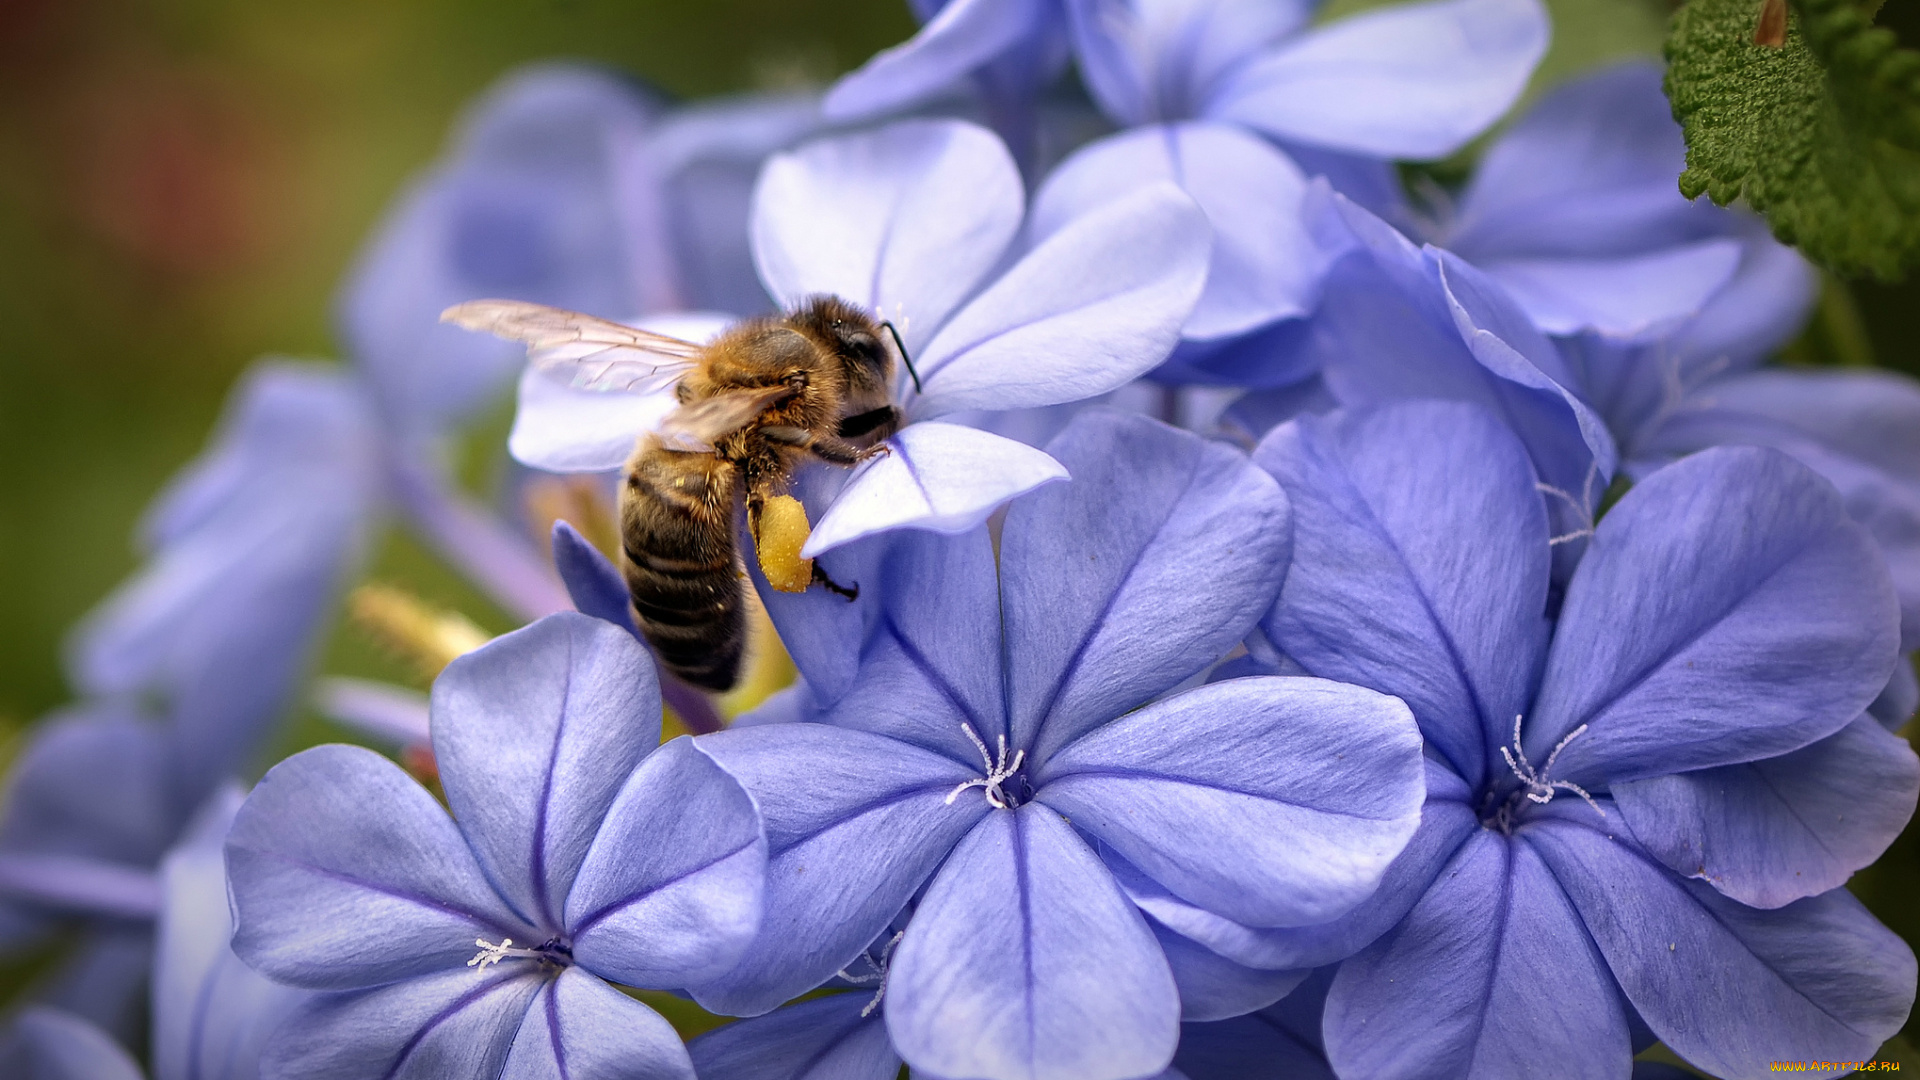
[{"xmin": 879, "ymin": 321, "xmax": 923, "ymax": 395}]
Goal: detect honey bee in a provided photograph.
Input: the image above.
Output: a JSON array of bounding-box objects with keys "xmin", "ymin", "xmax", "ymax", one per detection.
[{"xmin": 442, "ymin": 296, "xmax": 917, "ymax": 692}]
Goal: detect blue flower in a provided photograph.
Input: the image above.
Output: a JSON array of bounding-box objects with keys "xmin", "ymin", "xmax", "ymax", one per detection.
[
  {"xmin": 1167, "ymin": 401, "xmax": 1918, "ymax": 1077},
  {"xmin": 505, "ymin": 118, "xmax": 1212, "ymax": 558},
  {"xmin": 689, "ymin": 411, "xmax": 1425, "ymax": 1080},
  {"xmin": 225, "ymin": 612, "xmax": 766, "ymax": 1078}
]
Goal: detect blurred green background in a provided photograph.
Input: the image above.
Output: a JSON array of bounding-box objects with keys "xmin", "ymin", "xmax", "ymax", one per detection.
[{"xmin": 0, "ymin": 0, "xmax": 1917, "ymax": 1059}]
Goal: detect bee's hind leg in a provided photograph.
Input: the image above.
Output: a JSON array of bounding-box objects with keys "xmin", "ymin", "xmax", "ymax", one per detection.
[{"xmin": 811, "ymin": 563, "xmax": 860, "ymax": 602}]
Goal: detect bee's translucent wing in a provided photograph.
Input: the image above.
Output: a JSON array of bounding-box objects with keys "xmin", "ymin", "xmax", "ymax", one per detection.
[
  {"xmin": 441, "ymin": 299, "xmax": 702, "ymax": 394},
  {"xmin": 657, "ymin": 386, "xmax": 793, "ymax": 452}
]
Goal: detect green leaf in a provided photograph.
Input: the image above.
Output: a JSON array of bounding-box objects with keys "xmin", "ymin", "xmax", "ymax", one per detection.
[{"xmin": 1665, "ymin": 0, "xmax": 1920, "ymax": 280}]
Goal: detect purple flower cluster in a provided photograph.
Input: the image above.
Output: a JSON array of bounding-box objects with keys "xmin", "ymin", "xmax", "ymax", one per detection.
[{"xmin": 5, "ymin": 1, "xmax": 1920, "ymax": 1079}]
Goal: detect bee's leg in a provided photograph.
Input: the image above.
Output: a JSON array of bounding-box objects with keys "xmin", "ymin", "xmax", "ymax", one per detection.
[
  {"xmin": 837, "ymin": 405, "xmax": 902, "ymax": 440},
  {"xmin": 811, "ymin": 563, "xmax": 859, "ymax": 601},
  {"xmin": 762, "ymin": 425, "xmax": 890, "ymax": 466}
]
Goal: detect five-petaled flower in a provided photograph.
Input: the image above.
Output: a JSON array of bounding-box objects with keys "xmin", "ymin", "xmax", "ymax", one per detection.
[
  {"xmin": 224, "ymin": 613, "xmax": 767, "ymax": 1079},
  {"xmin": 686, "ymin": 411, "xmax": 1425, "ymax": 1080},
  {"xmin": 1137, "ymin": 400, "xmax": 1918, "ymax": 1080}
]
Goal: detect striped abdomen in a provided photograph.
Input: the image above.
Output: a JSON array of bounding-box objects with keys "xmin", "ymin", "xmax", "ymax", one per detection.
[{"xmin": 618, "ymin": 445, "xmax": 745, "ymax": 691}]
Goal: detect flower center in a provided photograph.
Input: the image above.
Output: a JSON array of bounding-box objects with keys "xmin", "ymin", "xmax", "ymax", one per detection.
[
  {"xmin": 466, "ymin": 935, "xmax": 573, "ymax": 972},
  {"xmin": 1479, "ymin": 714, "xmax": 1604, "ymax": 834},
  {"xmin": 945, "ymin": 722, "xmax": 1027, "ymax": 810}
]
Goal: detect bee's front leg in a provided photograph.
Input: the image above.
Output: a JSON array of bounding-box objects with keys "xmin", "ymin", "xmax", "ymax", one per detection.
[{"xmin": 761, "ymin": 426, "xmax": 890, "ymax": 467}]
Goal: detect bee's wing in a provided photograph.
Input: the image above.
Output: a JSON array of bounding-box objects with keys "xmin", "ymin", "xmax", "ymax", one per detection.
[
  {"xmin": 656, "ymin": 386, "xmax": 793, "ymax": 452},
  {"xmin": 441, "ymin": 299, "xmax": 702, "ymax": 394}
]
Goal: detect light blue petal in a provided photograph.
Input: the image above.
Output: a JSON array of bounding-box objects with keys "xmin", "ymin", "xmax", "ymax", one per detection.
[
  {"xmin": 0, "ymin": 708, "xmax": 178, "ymax": 868},
  {"xmin": 1532, "ymin": 447, "xmax": 1901, "ymax": 786},
  {"xmin": 1612, "ymin": 716, "xmax": 1919, "ymax": 909},
  {"xmin": 226, "ymin": 744, "xmax": 530, "ymax": 990},
  {"xmin": 1209, "ymin": 0, "xmax": 1546, "ymax": 159},
  {"xmin": 825, "ymin": 0, "xmax": 1049, "ymax": 121},
  {"xmin": 1039, "ymin": 678, "xmax": 1424, "ymax": 929},
  {"xmin": 804, "ymin": 423, "xmax": 1068, "ymax": 557},
  {"xmin": 914, "ymin": 184, "xmax": 1210, "ymax": 415},
  {"xmin": 550, "ymin": 521, "xmax": 635, "ymax": 637},
  {"xmin": 0, "ymin": 854, "xmax": 160, "ymax": 920},
  {"xmin": 433, "ymin": 613, "xmax": 662, "ymax": 933},
  {"xmin": 1873, "ymin": 657, "xmax": 1918, "ymax": 730},
  {"xmin": 1530, "ymin": 814, "xmax": 1917, "ymax": 1080},
  {"xmin": 691, "ymin": 724, "xmax": 986, "ymax": 1016},
  {"xmin": 1257, "ymin": 402, "xmax": 1551, "ymax": 789},
  {"xmin": 886, "ymin": 804, "xmax": 1179, "ymax": 1080},
  {"xmin": 752, "ymin": 118, "xmax": 1023, "ymax": 354},
  {"xmin": 1446, "ymin": 60, "xmax": 1718, "ymax": 259},
  {"xmin": 1295, "ymin": 190, "xmax": 1615, "ymax": 507},
  {"xmin": 1004, "ymin": 411, "xmax": 1290, "ymax": 763},
  {"xmin": 259, "ymin": 967, "xmax": 544, "ymax": 1080},
  {"xmin": 1665, "ymin": 228, "xmax": 1816, "ymax": 367},
  {"xmin": 1323, "ymin": 829, "xmax": 1632, "ymax": 1080},
  {"xmin": 802, "ymin": 527, "xmax": 1012, "ymax": 759},
  {"xmin": 566, "ymin": 739, "xmax": 766, "ymax": 990},
  {"xmin": 498, "ymin": 968, "xmax": 695, "ymax": 1080},
  {"xmin": 753, "ymin": 512, "xmax": 1002, "ymax": 729},
  {"xmin": 1027, "ymin": 122, "xmax": 1327, "ymax": 339},
  {"xmin": 1062, "ymin": 0, "xmax": 1314, "ymax": 125},
  {"xmin": 313, "ymin": 677, "xmax": 431, "ymax": 748},
  {"xmin": 1642, "ymin": 367, "xmax": 1920, "ymax": 650},
  {"xmin": 69, "ymin": 362, "xmax": 379, "ymax": 795},
  {"xmin": 645, "ymin": 91, "xmax": 824, "ymax": 316},
  {"xmin": 391, "ymin": 460, "xmax": 571, "ymax": 622},
  {"xmin": 339, "ymin": 66, "xmax": 656, "ymax": 433},
  {"xmin": 1151, "ymin": 920, "xmax": 1308, "ymax": 1022},
  {"xmin": 1479, "ymin": 241, "xmax": 1743, "ymax": 338},
  {"xmin": 1109, "ymin": 761, "xmax": 1478, "ymax": 971}
]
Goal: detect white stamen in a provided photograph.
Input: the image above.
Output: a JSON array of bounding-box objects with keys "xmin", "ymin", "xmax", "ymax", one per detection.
[
  {"xmin": 834, "ymin": 930, "xmax": 906, "ymax": 1018},
  {"xmin": 1535, "ymin": 459, "xmax": 1607, "ymax": 549},
  {"xmin": 1499, "ymin": 714, "xmax": 1604, "ymax": 818},
  {"xmin": 467, "ymin": 937, "xmax": 542, "ymax": 970},
  {"xmin": 944, "ymin": 723, "xmax": 1026, "ymax": 809}
]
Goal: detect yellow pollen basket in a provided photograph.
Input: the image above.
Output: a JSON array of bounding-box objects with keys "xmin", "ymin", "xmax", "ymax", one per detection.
[{"xmin": 758, "ymin": 494, "xmax": 815, "ymax": 593}]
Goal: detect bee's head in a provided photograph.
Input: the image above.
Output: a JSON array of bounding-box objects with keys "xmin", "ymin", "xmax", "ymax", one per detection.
[{"xmin": 795, "ymin": 295, "xmax": 894, "ymax": 389}]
